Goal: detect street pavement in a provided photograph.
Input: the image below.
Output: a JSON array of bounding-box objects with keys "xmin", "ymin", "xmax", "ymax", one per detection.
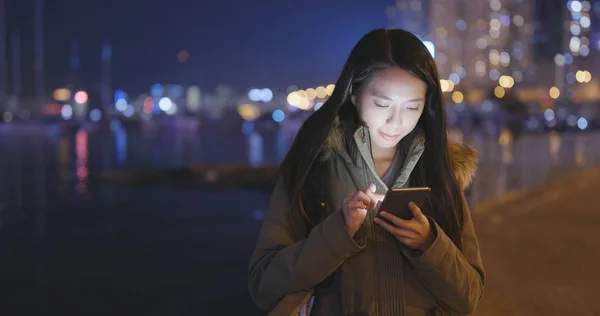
[{"xmin": 471, "ymin": 167, "xmax": 600, "ymax": 316}]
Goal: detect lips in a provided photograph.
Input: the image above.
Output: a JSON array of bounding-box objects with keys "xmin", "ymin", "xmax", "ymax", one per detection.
[{"xmin": 378, "ymin": 130, "xmax": 401, "ymax": 141}]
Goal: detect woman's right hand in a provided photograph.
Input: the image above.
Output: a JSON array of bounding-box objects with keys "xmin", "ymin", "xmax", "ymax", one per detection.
[{"xmin": 342, "ymin": 183, "xmax": 384, "ymax": 237}]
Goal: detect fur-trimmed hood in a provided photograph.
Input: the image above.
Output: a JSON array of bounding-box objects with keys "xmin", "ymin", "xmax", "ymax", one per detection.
[{"xmin": 322, "ymin": 117, "xmax": 478, "ymax": 190}]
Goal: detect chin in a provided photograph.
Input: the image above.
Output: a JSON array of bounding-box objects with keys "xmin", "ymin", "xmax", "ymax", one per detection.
[{"xmin": 374, "ymin": 138, "xmax": 400, "ymax": 149}]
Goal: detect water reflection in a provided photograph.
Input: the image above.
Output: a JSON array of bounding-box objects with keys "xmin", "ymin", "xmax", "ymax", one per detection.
[
  {"xmin": 575, "ymin": 134, "xmax": 587, "ymax": 167},
  {"xmin": 549, "ymin": 131, "xmax": 562, "ymax": 165},
  {"xmin": 57, "ymin": 135, "xmax": 70, "ymax": 194},
  {"xmin": 0, "ymin": 122, "xmax": 599, "ymax": 212},
  {"xmin": 276, "ymin": 129, "xmax": 288, "ymax": 162},
  {"xmin": 498, "ymin": 128, "xmax": 514, "ymax": 165},
  {"xmin": 75, "ymin": 128, "xmax": 89, "ymax": 196},
  {"xmin": 11, "ymin": 141, "xmax": 23, "ymax": 210},
  {"xmin": 114, "ymin": 125, "xmax": 128, "ymax": 168},
  {"xmin": 248, "ymin": 132, "xmax": 263, "ymax": 167}
]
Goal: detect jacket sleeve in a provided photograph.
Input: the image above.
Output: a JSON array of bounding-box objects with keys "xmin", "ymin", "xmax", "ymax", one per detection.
[
  {"xmin": 403, "ymin": 193, "xmax": 485, "ymax": 315},
  {"xmin": 248, "ymin": 179, "xmax": 367, "ymax": 312}
]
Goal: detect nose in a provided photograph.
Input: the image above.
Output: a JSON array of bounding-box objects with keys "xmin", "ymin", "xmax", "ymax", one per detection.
[{"xmin": 386, "ymin": 108, "xmax": 402, "ymax": 129}]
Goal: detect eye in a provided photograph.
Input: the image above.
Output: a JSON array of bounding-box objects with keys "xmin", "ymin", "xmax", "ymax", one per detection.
[
  {"xmin": 407, "ymin": 107, "xmax": 420, "ymax": 112},
  {"xmin": 374, "ymin": 102, "xmax": 390, "ymax": 108}
]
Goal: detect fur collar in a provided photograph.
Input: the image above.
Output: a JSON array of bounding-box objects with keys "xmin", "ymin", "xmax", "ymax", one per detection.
[{"xmin": 322, "ymin": 117, "xmax": 478, "ymax": 190}]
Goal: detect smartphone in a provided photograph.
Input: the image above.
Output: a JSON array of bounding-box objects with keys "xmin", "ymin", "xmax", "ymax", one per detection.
[{"xmin": 376, "ymin": 187, "xmax": 431, "ymax": 222}]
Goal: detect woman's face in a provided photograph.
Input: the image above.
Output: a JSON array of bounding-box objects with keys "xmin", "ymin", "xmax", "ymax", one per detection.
[{"xmin": 354, "ymin": 67, "xmax": 426, "ymax": 156}]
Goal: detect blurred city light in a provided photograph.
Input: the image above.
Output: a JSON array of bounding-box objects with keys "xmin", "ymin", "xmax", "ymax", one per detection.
[
  {"xmin": 177, "ymin": 50, "xmax": 189, "ymax": 62},
  {"xmin": 248, "ymin": 89, "xmax": 261, "ymax": 102},
  {"xmin": 577, "ymin": 117, "xmax": 588, "ymax": 130},
  {"xmin": 186, "ymin": 86, "xmax": 201, "ymax": 112},
  {"xmin": 449, "ymin": 73, "xmax": 460, "ymax": 85},
  {"xmin": 298, "ymin": 98, "xmax": 310, "ymax": 110},
  {"xmin": 452, "ymin": 91, "xmax": 464, "ymax": 103},
  {"xmin": 567, "ymin": 72, "xmax": 576, "ymax": 84},
  {"xmin": 165, "ymin": 103, "xmax": 178, "ymax": 115},
  {"xmin": 544, "ymin": 109, "xmax": 555, "ymax": 121},
  {"xmin": 490, "ymin": 0, "xmax": 502, "ymax": 11},
  {"xmin": 53, "ymin": 88, "xmax": 71, "ymax": 101},
  {"xmin": 259, "ymin": 88, "xmax": 273, "ymax": 102},
  {"xmin": 74, "ymin": 91, "xmax": 88, "ymax": 104},
  {"xmin": 306, "ymin": 88, "xmax": 317, "ymax": 100},
  {"xmin": 151, "ymin": 84, "xmax": 164, "ymax": 97},
  {"xmin": 489, "ymin": 69, "xmax": 500, "ymax": 81},
  {"xmin": 143, "ymin": 97, "xmax": 154, "ymax": 113},
  {"xmin": 89, "ymin": 109, "xmax": 102, "ymax": 122},
  {"xmin": 422, "ymin": 40, "xmax": 435, "ymax": 57},
  {"xmin": 499, "ymin": 75, "xmax": 515, "ymax": 88},
  {"xmin": 115, "ymin": 99, "xmax": 128, "ymax": 111},
  {"xmin": 325, "ymin": 84, "xmax": 335, "ymax": 96},
  {"xmin": 569, "ymin": 0, "xmax": 583, "ymax": 12},
  {"xmin": 440, "ymin": 79, "xmax": 454, "ymax": 92},
  {"xmin": 114, "ymin": 89, "xmax": 127, "ymax": 103},
  {"xmin": 513, "ymin": 15, "xmax": 524, "ymax": 27},
  {"xmin": 238, "ymin": 104, "xmax": 261, "ymax": 121},
  {"xmin": 580, "ymin": 15, "xmax": 591, "ymax": 28},
  {"xmin": 287, "ymin": 92, "xmax": 301, "ymax": 106},
  {"xmin": 570, "ymin": 37, "xmax": 581, "ymax": 53},
  {"xmin": 123, "ymin": 105, "xmax": 135, "ymax": 117},
  {"xmin": 582, "ymin": 0, "xmax": 592, "ymax": 11},
  {"xmin": 549, "ymin": 87, "xmax": 561, "ymax": 99},
  {"xmin": 314, "ymin": 102, "xmax": 324, "ymax": 111},
  {"xmin": 481, "ymin": 100, "xmax": 493, "ymax": 112},
  {"xmin": 61, "ymin": 104, "xmax": 73, "ymax": 120},
  {"xmin": 494, "ymin": 86, "xmax": 506, "ymax": 98},
  {"xmin": 316, "ymin": 86, "xmax": 327, "ymax": 98},
  {"xmin": 456, "ymin": 66, "xmax": 467, "ymax": 78},
  {"xmin": 272, "ymin": 109, "xmax": 285, "ymax": 123},
  {"xmin": 3, "ymin": 112, "xmax": 12, "ymax": 123},
  {"xmin": 576, "ymin": 70, "xmax": 592, "ymax": 83},
  {"xmin": 158, "ymin": 97, "xmax": 173, "ymax": 112}
]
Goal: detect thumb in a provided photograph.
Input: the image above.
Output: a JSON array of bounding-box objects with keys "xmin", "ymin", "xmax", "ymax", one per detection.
[
  {"xmin": 368, "ymin": 183, "xmax": 376, "ymax": 193},
  {"xmin": 364, "ymin": 184, "xmax": 379, "ymax": 209}
]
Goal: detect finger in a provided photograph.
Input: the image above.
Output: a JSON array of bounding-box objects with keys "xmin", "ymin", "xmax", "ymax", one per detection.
[
  {"xmin": 352, "ymin": 191, "xmax": 373, "ymax": 209},
  {"xmin": 351, "ymin": 200, "xmax": 368, "ymax": 211},
  {"xmin": 408, "ymin": 202, "xmax": 428, "ymax": 223},
  {"xmin": 362, "ymin": 184, "xmax": 384, "ymax": 209},
  {"xmin": 373, "ymin": 217, "xmax": 401, "ymax": 235},
  {"xmin": 379, "ymin": 211, "xmax": 416, "ymax": 230},
  {"xmin": 374, "ymin": 218, "xmax": 418, "ymax": 238},
  {"xmin": 368, "ymin": 183, "xmax": 376, "ymax": 193},
  {"xmin": 344, "ymin": 191, "xmax": 358, "ymax": 204}
]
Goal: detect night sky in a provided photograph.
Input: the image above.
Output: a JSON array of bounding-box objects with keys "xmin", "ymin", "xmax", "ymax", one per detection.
[{"xmin": 6, "ymin": 0, "xmax": 395, "ymax": 96}]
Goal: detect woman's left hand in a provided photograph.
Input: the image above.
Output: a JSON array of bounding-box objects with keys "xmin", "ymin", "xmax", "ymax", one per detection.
[{"xmin": 374, "ymin": 202, "xmax": 435, "ymax": 251}]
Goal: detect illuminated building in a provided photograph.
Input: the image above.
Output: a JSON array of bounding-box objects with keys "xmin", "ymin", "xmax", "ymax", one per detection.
[
  {"xmin": 429, "ymin": 0, "xmax": 534, "ymax": 102},
  {"xmin": 387, "ymin": 0, "xmax": 430, "ymax": 40}
]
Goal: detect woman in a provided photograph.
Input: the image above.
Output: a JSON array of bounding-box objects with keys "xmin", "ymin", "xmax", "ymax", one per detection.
[{"xmin": 248, "ymin": 28, "xmax": 485, "ymax": 316}]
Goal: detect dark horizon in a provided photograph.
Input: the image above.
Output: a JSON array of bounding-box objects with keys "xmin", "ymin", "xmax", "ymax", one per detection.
[{"xmin": 4, "ymin": 0, "xmax": 396, "ymax": 97}]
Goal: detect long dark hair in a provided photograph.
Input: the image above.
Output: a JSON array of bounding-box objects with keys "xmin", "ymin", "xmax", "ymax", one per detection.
[{"xmin": 280, "ymin": 29, "xmax": 465, "ymax": 249}]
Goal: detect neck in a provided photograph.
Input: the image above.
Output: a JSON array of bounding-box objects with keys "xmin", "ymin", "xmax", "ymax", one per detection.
[{"xmin": 371, "ymin": 145, "xmax": 397, "ymax": 162}]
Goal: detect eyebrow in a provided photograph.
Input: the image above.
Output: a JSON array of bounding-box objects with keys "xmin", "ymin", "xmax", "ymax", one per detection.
[{"xmin": 373, "ymin": 93, "xmax": 424, "ymax": 103}]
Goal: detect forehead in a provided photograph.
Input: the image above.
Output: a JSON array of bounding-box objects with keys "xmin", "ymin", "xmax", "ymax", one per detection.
[{"xmin": 365, "ymin": 68, "xmax": 426, "ymax": 100}]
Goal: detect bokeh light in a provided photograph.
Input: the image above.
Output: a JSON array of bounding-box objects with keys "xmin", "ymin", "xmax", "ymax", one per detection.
[
  {"xmin": 74, "ymin": 91, "xmax": 88, "ymax": 104},
  {"xmin": 53, "ymin": 88, "xmax": 71, "ymax": 101}
]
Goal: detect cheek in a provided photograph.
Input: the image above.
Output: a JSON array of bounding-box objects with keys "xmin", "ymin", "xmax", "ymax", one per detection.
[{"xmin": 359, "ymin": 108, "xmax": 386, "ymax": 127}]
